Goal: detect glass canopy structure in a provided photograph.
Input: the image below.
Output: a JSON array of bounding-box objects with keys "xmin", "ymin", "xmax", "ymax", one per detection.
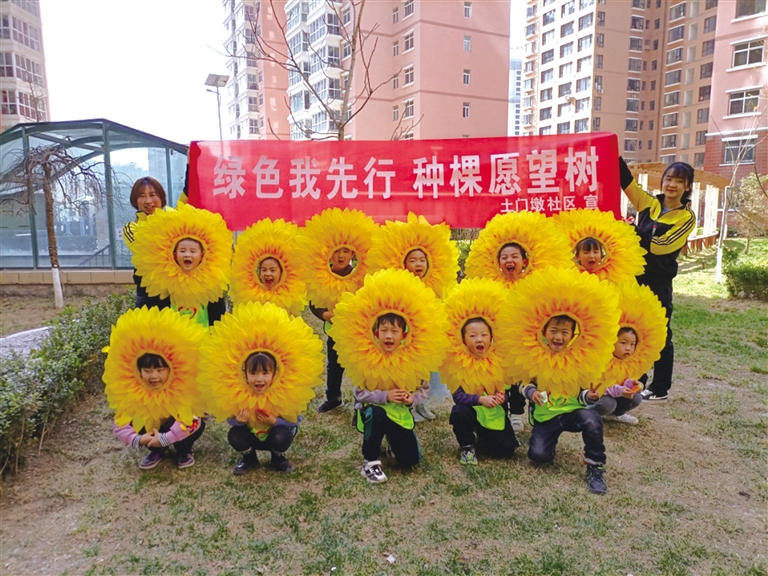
[{"xmin": 0, "ymin": 119, "xmax": 188, "ymax": 269}]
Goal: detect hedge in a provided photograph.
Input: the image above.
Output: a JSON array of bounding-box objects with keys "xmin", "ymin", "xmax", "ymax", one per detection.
[
  {"xmin": 725, "ymin": 263, "xmax": 768, "ymax": 301},
  {"xmin": 0, "ymin": 292, "xmax": 133, "ymax": 476}
]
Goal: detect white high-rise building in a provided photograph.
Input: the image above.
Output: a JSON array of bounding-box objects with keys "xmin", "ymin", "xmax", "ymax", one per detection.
[{"xmin": 508, "ymin": 57, "xmax": 522, "ymax": 135}]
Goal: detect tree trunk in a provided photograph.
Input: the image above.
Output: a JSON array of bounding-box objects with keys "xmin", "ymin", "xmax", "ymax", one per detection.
[
  {"xmin": 745, "ymin": 231, "xmax": 751, "ymax": 255},
  {"xmin": 42, "ymin": 163, "xmax": 64, "ymax": 308},
  {"xmin": 714, "ymin": 185, "xmax": 730, "ymax": 285}
]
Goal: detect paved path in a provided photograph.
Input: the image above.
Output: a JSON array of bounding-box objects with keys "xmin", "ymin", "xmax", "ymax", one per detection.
[{"xmin": 0, "ymin": 327, "xmax": 50, "ymax": 358}]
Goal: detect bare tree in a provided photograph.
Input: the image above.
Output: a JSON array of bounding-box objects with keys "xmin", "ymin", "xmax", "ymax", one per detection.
[
  {"xmin": 1, "ymin": 146, "xmax": 106, "ymax": 308},
  {"xmin": 730, "ymin": 171, "xmax": 768, "ymax": 254},
  {"xmin": 229, "ymin": 0, "xmax": 422, "ymax": 141}
]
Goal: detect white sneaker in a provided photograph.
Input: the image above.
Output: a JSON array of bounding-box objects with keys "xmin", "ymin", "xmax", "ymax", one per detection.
[
  {"xmin": 509, "ymin": 415, "xmax": 525, "ymax": 434},
  {"xmin": 416, "ymin": 403, "xmax": 436, "ymax": 420},
  {"xmin": 604, "ymin": 413, "xmax": 638, "ymax": 425},
  {"xmin": 411, "ymin": 407, "xmax": 425, "ymax": 423},
  {"xmin": 361, "ymin": 460, "xmax": 388, "ymax": 483}
]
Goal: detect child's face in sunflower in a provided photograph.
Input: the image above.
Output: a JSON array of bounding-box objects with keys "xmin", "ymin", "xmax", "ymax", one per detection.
[
  {"xmin": 462, "ymin": 320, "xmax": 492, "ymax": 358},
  {"xmin": 376, "ymin": 320, "xmax": 405, "ymax": 353},
  {"xmin": 404, "ymin": 249, "xmax": 429, "ymax": 278},
  {"xmin": 330, "ymin": 247, "xmax": 355, "ymax": 272},
  {"xmin": 498, "ymin": 246, "xmax": 528, "ymax": 280},
  {"xmin": 613, "ymin": 330, "xmax": 637, "ymax": 360},
  {"xmin": 577, "ymin": 245, "xmax": 603, "ymax": 272},
  {"xmin": 246, "ymin": 368, "xmax": 275, "ymax": 394},
  {"xmin": 140, "ymin": 366, "xmax": 170, "ymax": 389},
  {"xmin": 543, "ymin": 317, "xmax": 575, "ymax": 353},
  {"xmin": 259, "ymin": 258, "xmax": 282, "ymax": 289},
  {"xmin": 174, "ymin": 239, "xmax": 204, "ymax": 272}
]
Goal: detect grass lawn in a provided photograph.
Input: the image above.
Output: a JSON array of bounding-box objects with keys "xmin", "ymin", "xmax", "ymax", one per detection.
[{"xmin": 1, "ymin": 241, "xmax": 766, "ymax": 575}]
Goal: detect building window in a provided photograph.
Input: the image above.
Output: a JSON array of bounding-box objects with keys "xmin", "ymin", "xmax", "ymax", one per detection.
[
  {"xmin": 540, "ymin": 88, "xmax": 553, "ymax": 101},
  {"xmin": 558, "ymin": 82, "xmax": 572, "ymax": 97},
  {"xmin": 595, "ymin": 75, "xmax": 603, "ymax": 92},
  {"xmin": 463, "ymin": 69, "xmax": 471, "ymax": 85},
  {"xmin": 664, "ymin": 91, "xmax": 680, "ymax": 106},
  {"xmin": 693, "ymin": 152, "xmax": 705, "ymax": 167},
  {"xmin": 540, "ymin": 107, "xmax": 553, "ymax": 120},
  {"xmin": 733, "ymin": 40, "xmax": 764, "ymax": 67},
  {"xmin": 668, "ymin": 25, "xmax": 685, "ymax": 43},
  {"xmin": 666, "ymin": 48, "xmax": 683, "ymax": 64},
  {"xmin": 597, "ymin": 11, "xmax": 605, "ymax": 26},
  {"xmin": 559, "ymin": 62, "xmax": 572, "ymax": 78},
  {"xmin": 729, "ymin": 89, "xmax": 760, "ymax": 115},
  {"xmin": 403, "ymin": 98, "xmax": 414, "ymax": 118},
  {"xmin": 542, "ymin": 30, "xmax": 555, "ymax": 45},
  {"xmin": 464, "ymin": 35, "xmax": 471, "ymax": 52},
  {"xmin": 665, "ymin": 70, "xmax": 681, "ymax": 86},
  {"xmin": 392, "ymin": 7, "xmax": 399, "ymax": 23},
  {"xmin": 700, "ymin": 62, "xmax": 713, "ymax": 78},
  {"xmin": 541, "ymin": 69, "xmax": 553, "ymax": 83},
  {"xmin": 592, "ymin": 117, "xmax": 601, "ymax": 130},
  {"xmin": 462, "ymin": 102, "xmax": 471, "ymax": 118},
  {"xmin": 723, "ymin": 138, "xmax": 756, "ymax": 163},
  {"xmin": 542, "ymin": 49, "xmax": 554, "ymax": 64},
  {"xmin": 343, "ymin": 41, "xmax": 352, "ymax": 59},
  {"xmin": 706, "ymin": 0, "xmax": 718, "ymax": 8},
  {"xmin": 561, "ymin": 22, "xmax": 574, "ymax": 37},
  {"xmin": 464, "ymin": 1, "xmax": 472, "ymax": 17},
  {"xmin": 402, "ymin": 31, "xmax": 414, "ymax": 52},
  {"xmin": 697, "ymin": 85, "xmax": 710, "ymax": 102},
  {"xmin": 560, "ymin": 43, "xmax": 573, "ymax": 57},
  {"xmin": 403, "ymin": 65, "xmax": 414, "ymax": 85},
  {"xmin": 577, "ymin": 56, "xmax": 592, "ymax": 72},
  {"xmin": 627, "ymin": 79, "xmax": 641, "ymax": 92},
  {"xmin": 249, "ymin": 119, "xmax": 259, "ymax": 134},
  {"xmin": 736, "ymin": 0, "xmax": 766, "ymax": 17},
  {"xmin": 342, "ymin": 6, "xmax": 351, "ymax": 25},
  {"xmin": 626, "ymin": 119, "xmax": 639, "ymax": 132},
  {"xmin": 669, "ymin": 2, "xmax": 686, "ymax": 20},
  {"xmin": 543, "ymin": 9, "xmax": 556, "ymax": 24},
  {"xmin": 562, "ymin": 0, "xmax": 575, "ymax": 16},
  {"xmin": 624, "ymin": 139, "xmax": 638, "ymax": 152},
  {"xmin": 663, "ymin": 112, "xmax": 679, "ymax": 127},
  {"xmin": 629, "ymin": 37, "xmax": 643, "ymax": 51},
  {"xmin": 660, "ymin": 154, "xmax": 676, "ymax": 164},
  {"xmin": 703, "ymin": 16, "xmax": 716, "ymax": 32},
  {"xmin": 404, "ymin": 0, "xmax": 414, "ymax": 18},
  {"xmin": 557, "ymin": 121, "xmax": 571, "ymax": 134},
  {"xmin": 702, "ymin": 40, "xmax": 715, "ymax": 57},
  {"xmin": 576, "ymin": 77, "xmax": 591, "ymax": 92},
  {"xmin": 697, "ymin": 108, "xmax": 709, "ymax": 123},
  {"xmin": 392, "ymin": 41, "xmax": 399, "ymax": 56},
  {"xmin": 630, "ymin": 16, "xmax": 644, "ymax": 29},
  {"xmin": 695, "ymin": 130, "xmax": 707, "ymax": 146},
  {"xmin": 392, "ymin": 74, "xmax": 399, "ymax": 89},
  {"xmin": 392, "ymin": 105, "xmax": 399, "ymax": 121},
  {"xmin": 661, "ymin": 134, "xmax": 677, "ymax": 148},
  {"xmin": 574, "ymin": 118, "xmax": 589, "ymax": 132},
  {"xmin": 628, "ymin": 57, "xmax": 642, "ymax": 72},
  {"xmin": 578, "ymin": 35, "xmax": 593, "ymax": 51},
  {"xmin": 582, "ymin": 0, "xmax": 596, "ymax": 7},
  {"xmin": 558, "ymin": 102, "xmax": 573, "ymax": 116},
  {"xmin": 539, "ymin": 126, "xmax": 552, "ymax": 135},
  {"xmin": 402, "ymin": 132, "xmax": 414, "ymax": 140},
  {"xmin": 627, "ymin": 98, "xmax": 640, "ymax": 112},
  {"xmin": 596, "ymin": 33, "xmax": 604, "ymax": 47}
]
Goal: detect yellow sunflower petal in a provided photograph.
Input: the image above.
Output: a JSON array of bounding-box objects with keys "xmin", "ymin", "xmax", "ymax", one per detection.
[
  {"xmin": 439, "ymin": 278, "xmax": 511, "ymax": 395},
  {"xmin": 329, "ymin": 268, "xmax": 449, "ymax": 392},
  {"xmin": 596, "ymin": 282, "xmax": 668, "ymax": 391},
  {"xmin": 551, "ymin": 209, "xmax": 647, "ymax": 284},
  {"xmin": 368, "ymin": 212, "xmax": 459, "ymax": 299},
  {"xmin": 102, "ymin": 307, "xmax": 208, "ymax": 430},
  {"xmin": 296, "ymin": 208, "xmax": 379, "ymax": 309},
  {"xmin": 497, "ymin": 267, "xmax": 619, "ymax": 397},
  {"xmin": 230, "ymin": 218, "xmax": 306, "ymax": 316},
  {"xmin": 198, "ymin": 301, "xmax": 324, "ymax": 428},
  {"xmin": 464, "ymin": 211, "xmax": 573, "ymax": 287},
  {"xmin": 132, "ymin": 203, "xmax": 232, "ymax": 310}
]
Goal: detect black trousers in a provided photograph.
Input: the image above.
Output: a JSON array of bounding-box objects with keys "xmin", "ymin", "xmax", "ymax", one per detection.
[
  {"xmin": 506, "ymin": 385, "xmax": 526, "ymax": 415},
  {"xmin": 325, "ymin": 336, "xmax": 345, "ymax": 401},
  {"xmin": 228, "ymin": 424, "xmax": 295, "ymax": 454},
  {"xmin": 133, "ymin": 272, "xmax": 170, "ymax": 309},
  {"xmin": 146, "ymin": 417, "xmax": 206, "ymax": 457},
  {"xmin": 449, "ymin": 404, "xmax": 519, "ymax": 458},
  {"xmin": 528, "ymin": 408, "xmax": 605, "ymax": 466},
  {"xmin": 360, "ymin": 405, "xmax": 421, "ymax": 466},
  {"xmin": 638, "ymin": 279, "xmax": 674, "ymax": 396}
]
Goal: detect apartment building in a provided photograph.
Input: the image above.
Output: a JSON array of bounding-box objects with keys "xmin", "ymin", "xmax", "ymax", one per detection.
[
  {"xmin": 703, "ymin": 0, "xmax": 767, "ymax": 180},
  {"xmin": 522, "ymin": 0, "xmax": 719, "ymax": 169},
  {"xmin": 223, "ymin": 0, "xmax": 510, "ymax": 140},
  {"xmin": 0, "ymin": 0, "xmax": 48, "ymax": 132},
  {"xmin": 508, "ymin": 57, "xmax": 522, "ymax": 136}
]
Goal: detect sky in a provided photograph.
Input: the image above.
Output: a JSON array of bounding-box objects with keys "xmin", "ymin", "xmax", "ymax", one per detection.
[{"xmin": 40, "ymin": 1, "xmax": 525, "ymax": 147}]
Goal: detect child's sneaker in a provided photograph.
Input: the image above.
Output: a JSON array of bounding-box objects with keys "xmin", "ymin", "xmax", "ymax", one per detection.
[
  {"xmin": 604, "ymin": 413, "xmax": 639, "ymax": 425},
  {"xmin": 233, "ymin": 450, "xmax": 260, "ymax": 475},
  {"xmin": 176, "ymin": 453, "xmax": 195, "ymax": 469},
  {"xmin": 411, "ymin": 407, "xmax": 425, "ymax": 423},
  {"xmin": 459, "ymin": 446, "xmax": 478, "ymax": 466},
  {"xmin": 586, "ymin": 464, "xmax": 607, "ymax": 494},
  {"xmin": 361, "ymin": 460, "xmax": 388, "ymax": 483},
  {"xmin": 416, "ymin": 403, "xmax": 436, "ymax": 420},
  {"xmin": 271, "ymin": 452, "xmax": 295, "ymax": 474},
  {"xmin": 139, "ymin": 451, "xmax": 164, "ymax": 470},
  {"xmin": 509, "ymin": 415, "xmax": 525, "ymax": 434}
]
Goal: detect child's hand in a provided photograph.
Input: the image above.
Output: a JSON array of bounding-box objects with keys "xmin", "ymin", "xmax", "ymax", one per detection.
[
  {"xmin": 531, "ymin": 390, "xmax": 545, "ymax": 406},
  {"xmin": 587, "ymin": 386, "xmax": 600, "ymax": 401},
  {"xmin": 236, "ymin": 408, "xmax": 250, "ymax": 423},
  {"xmin": 322, "ymin": 310, "xmax": 334, "ymax": 321},
  {"xmin": 143, "ymin": 429, "xmax": 163, "ymax": 448},
  {"xmin": 387, "ymin": 389, "xmax": 412, "ymax": 405},
  {"xmin": 478, "ymin": 395, "xmax": 500, "ymax": 408},
  {"xmin": 253, "ymin": 409, "xmax": 277, "ymax": 426},
  {"xmin": 623, "ymin": 379, "xmax": 642, "ymax": 397}
]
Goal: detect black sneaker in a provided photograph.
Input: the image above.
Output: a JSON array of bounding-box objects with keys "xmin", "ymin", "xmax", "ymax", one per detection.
[
  {"xmin": 586, "ymin": 464, "xmax": 608, "ymax": 494},
  {"xmin": 640, "ymin": 389, "xmax": 668, "ymax": 403},
  {"xmin": 233, "ymin": 451, "xmax": 259, "ymax": 476},
  {"xmin": 271, "ymin": 452, "xmax": 295, "ymax": 474},
  {"xmin": 317, "ymin": 397, "xmax": 343, "ymax": 413}
]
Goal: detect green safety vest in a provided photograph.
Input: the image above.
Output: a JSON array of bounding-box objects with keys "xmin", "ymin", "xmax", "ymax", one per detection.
[
  {"xmin": 530, "ymin": 394, "xmax": 583, "ymax": 423},
  {"xmin": 173, "ymin": 300, "xmax": 209, "ymax": 329},
  {"xmin": 357, "ymin": 402, "xmax": 415, "ymax": 432},
  {"xmin": 473, "ymin": 404, "xmax": 506, "ymax": 431}
]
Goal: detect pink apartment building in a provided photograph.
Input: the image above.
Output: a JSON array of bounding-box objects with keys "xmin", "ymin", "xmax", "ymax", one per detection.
[
  {"xmin": 703, "ymin": 0, "xmax": 767, "ymax": 180},
  {"xmin": 223, "ymin": 0, "xmax": 510, "ymax": 140}
]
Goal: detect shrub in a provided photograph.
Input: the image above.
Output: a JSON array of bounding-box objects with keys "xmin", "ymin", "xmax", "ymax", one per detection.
[
  {"xmin": 0, "ymin": 292, "xmax": 134, "ymax": 475},
  {"xmin": 724, "ymin": 261, "xmax": 768, "ymax": 301},
  {"xmin": 722, "ymin": 246, "xmax": 741, "ymax": 268}
]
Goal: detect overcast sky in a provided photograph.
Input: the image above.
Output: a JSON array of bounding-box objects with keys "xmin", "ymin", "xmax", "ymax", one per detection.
[{"xmin": 40, "ymin": 1, "xmax": 524, "ymax": 147}]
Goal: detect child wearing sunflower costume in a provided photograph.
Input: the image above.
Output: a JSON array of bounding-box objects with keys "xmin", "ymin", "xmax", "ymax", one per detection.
[
  {"xmin": 499, "ymin": 267, "xmax": 619, "ymax": 494},
  {"xmin": 131, "ymin": 203, "xmax": 231, "ymax": 328},
  {"xmin": 105, "ymin": 307, "xmax": 208, "ymax": 470},
  {"xmin": 440, "ymin": 279, "xmax": 520, "ymax": 465},
  {"xmin": 368, "ymin": 213, "xmax": 460, "ymax": 421},
  {"xmin": 198, "ymin": 302, "xmax": 325, "ymax": 475},
  {"xmin": 298, "ymin": 208, "xmax": 378, "ymax": 413},
  {"xmin": 329, "ymin": 269, "xmax": 449, "ymax": 483}
]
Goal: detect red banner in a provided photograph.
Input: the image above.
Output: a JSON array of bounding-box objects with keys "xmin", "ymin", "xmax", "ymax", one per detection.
[{"xmin": 188, "ymin": 133, "xmax": 620, "ymax": 230}]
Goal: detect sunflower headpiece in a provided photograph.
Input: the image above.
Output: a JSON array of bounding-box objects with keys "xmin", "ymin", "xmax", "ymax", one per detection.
[
  {"xmin": 102, "ymin": 307, "xmax": 207, "ymax": 432},
  {"xmin": 596, "ymin": 282, "xmax": 667, "ymax": 392},
  {"xmin": 297, "ymin": 208, "xmax": 379, "ymax": 309},
  {"xmin": 198, "ymin": 301, "xmax": 324, "ymax": 428},
  {"xmin": 230, "ymin": 218, "xmax": 306, "ymax": 316},
  {"xmin": 132, "ymin": 203, "xmax": 232, "ymax": 310},
  {"xmin": 497, "ymin": 267, "xmax": 619, "ymax": 397},
  {"xmin": 551, "ymin": 209, "xmax": 646, "ymax": 284},
  {"xmin": 440, "ymin": 278, "xmax": 511, "ymax": 395},
  {"xmin": 329, "ymin": 268, "xmax": 449, "ymax": 392},
  {"xmin": 464, "ymin": 211, "xmax": 573, "ymax": 287},
  {"xmin": 368, "ymin": 212, "xmax": 459, "ymax": 298}
]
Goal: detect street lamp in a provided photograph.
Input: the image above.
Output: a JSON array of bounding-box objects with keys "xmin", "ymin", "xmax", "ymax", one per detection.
[{"xmin": 204, "ymin": 73, "xmax": 229, "ymax": 141}]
